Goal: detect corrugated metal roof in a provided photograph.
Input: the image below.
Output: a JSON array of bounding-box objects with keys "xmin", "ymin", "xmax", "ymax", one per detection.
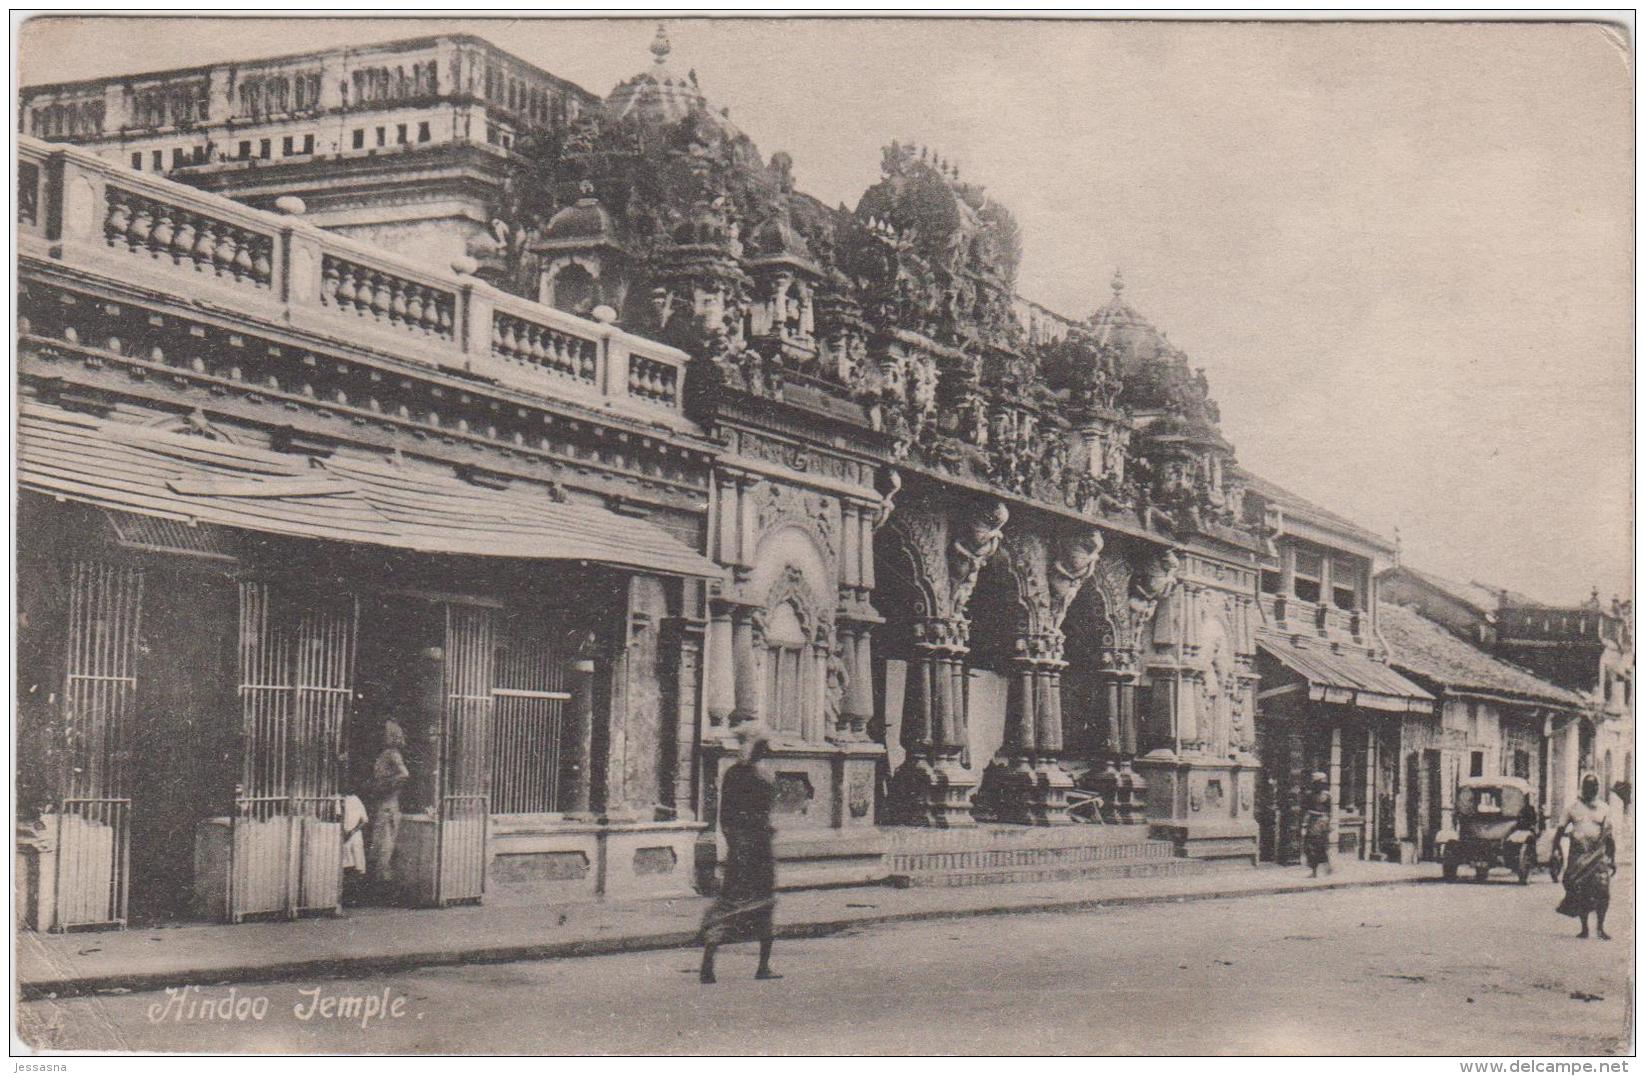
[
  {"xmin": 1258, "ymin": 633, "xmax": 1435, "ymax": 712},
  {"xmin": 1378, "ymin": 603, "xmax": 1589, "ymax": 709},
  {"xmin": 18, "ymin": 401, "xmax": 724, "ymax": 580}
]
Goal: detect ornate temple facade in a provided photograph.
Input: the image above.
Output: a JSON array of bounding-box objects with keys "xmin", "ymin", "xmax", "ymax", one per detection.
[{"xmin": 26, "ymin": 26, "xmax": 1584, "ymax": 928}]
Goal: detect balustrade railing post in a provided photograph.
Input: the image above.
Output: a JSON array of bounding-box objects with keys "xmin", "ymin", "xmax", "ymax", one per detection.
[
  {"xmin": 282, "ymin": 227, "xmax": 324, "ymax": 316},
  {"xmin": 463, "ymin": 281, "xmax": 493, "ymax": 363},
  {"xmin": 602, "ymin": 329, "xmax": 628, "ymax": 400},
  {"xmin": 56, "ymin": 151, "xmax": 106, "ymax": 248}
]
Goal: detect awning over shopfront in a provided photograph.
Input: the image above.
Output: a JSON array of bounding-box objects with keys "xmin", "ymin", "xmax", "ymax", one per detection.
[
  {"xmin": 18, "ymin": 401, "xmax": 724, "ymax": 579},
  {"xmin": 1258, "ymin": 634, "xmax": 1435, "ymax": 714}
]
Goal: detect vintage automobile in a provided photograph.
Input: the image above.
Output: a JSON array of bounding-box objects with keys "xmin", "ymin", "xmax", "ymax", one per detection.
[{"xmin": 1437, "ymin": 776, "xmax": 1541, "ymax": 883}]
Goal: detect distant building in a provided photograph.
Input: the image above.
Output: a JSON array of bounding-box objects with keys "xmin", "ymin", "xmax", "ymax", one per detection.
[
  {"xmin": 1376, "ymin": 602, "xmax": 1588, "ymax": 860},
  {"xmin": 1381, "ymin": 566, "xmax": 1633, "ymax": 823},
  {"xmin": 19, "ymin": 35, "xmax": 598, "ymax": 272},
  {"xmin": 1240, "ymin": 472, "xmax": 1435, "ymax": 865}
]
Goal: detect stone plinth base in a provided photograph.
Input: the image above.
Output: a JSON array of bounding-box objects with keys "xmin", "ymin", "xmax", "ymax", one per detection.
[
  {"xmin": 397, "ymin": 816, "xmax": 704, "ymax": 909},
  {"xmin": 976, "ymin": 758, "xmax": 1076, "ymax": 825},
  {"xmin": 1135, "ymin": 749, "xmax": 1261, "ymax": 863},
  {"xmin": 695, "ymin": 827, "xmax": 891, "ymax": 892},
  {"xmin": 886, "ymin": 757, "xmax": 978, "ymax": 827}
]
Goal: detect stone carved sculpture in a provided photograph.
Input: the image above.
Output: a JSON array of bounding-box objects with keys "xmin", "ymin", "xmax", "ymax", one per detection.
[
  {"xmin": 1048, "ymin": 527, "xmax": 1105, "ymax": 631},
  {"xmin": 948, "ymin": 499, "xmax": 1009, "ymax": 614},
  {"xmin": 1127, "ymin": 548, "xmax": 1182, "ymax": 645},
  {"xmin": 824, "ymin": 636, "xmax": 851, "ymax": 731},
  {"xmin": 873, "ymin": 469, "xmax": 902, "ymax": 530}
]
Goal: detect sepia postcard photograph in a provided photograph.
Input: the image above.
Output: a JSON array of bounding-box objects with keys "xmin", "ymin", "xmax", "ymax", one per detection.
[{"xmin": 8, "ymin": 9, "xmax": 1636, "ymax": 1060}]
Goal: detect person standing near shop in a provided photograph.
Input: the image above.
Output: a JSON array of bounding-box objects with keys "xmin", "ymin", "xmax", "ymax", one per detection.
[
  {"xmin": 369, "ymin": 719, "xmax": 410, "ymax": 899},
  {"xmin": 1303, "ymin": 771, "xmax": 1333, "ymax": 878},
  {"xmin": 699, "ymin": 724, "xmax": 780, "ymax": 984}
]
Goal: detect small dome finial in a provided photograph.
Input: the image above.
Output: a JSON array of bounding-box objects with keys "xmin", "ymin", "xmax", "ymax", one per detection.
[
  {"xmin": 1111, "ymin": 268, "xmax": 1126, "ymax": 299},
  {"xmin": 650, "ymin": 23, "xmax": 672, "ymax": 64}
]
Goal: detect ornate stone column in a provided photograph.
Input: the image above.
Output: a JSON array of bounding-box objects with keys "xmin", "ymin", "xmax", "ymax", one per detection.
[
  {"xmin": 729, "ymin": 602, "xmax": 764, "ymax": 726},
  {"xmin": 704, "ymin": 598, "xmax": 736, "ymax": 730},
  {"xmin": 989, "ymin": 629, "xmax": 1077, "ymax": 824},
  {"xmin": 1085, "ymin": 645, "xmax": 1147, "ymax": 824},
  {"xmin": 886, "ymin": 615, "xmax": 976, "ymax": 826},
  {"xmin": 662, "ymin": 614, "xmax": 706, "ymax": 821},
  {"xmin": 981, "ymin": 526, "xmax": 1103, "ymax": 825}
]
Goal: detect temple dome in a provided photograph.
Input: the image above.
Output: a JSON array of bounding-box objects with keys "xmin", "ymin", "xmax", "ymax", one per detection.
[
  {"xmin": 748, "ymin": 203, "xmax": 817, "ymax": 270},
  {"xmin": 538, "ymin": 186, "xmax": 621, "ymax": 251},
  {"xmin": 1089, "ymin": 270, "xmax": 1223, "ymax": 430},
  {"xmin": 1086, "ymin": 269, "xmax": 1173, "ymax": 370},
  {"xmin": 605, "ymin": 24, "xmax": 744, "ymax": 141}
]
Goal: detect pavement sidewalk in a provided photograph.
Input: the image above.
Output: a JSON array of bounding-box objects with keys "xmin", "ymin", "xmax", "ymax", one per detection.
[{"xmin": 18, "ymin": 859, "xmax": 1435, "ymax": 999}]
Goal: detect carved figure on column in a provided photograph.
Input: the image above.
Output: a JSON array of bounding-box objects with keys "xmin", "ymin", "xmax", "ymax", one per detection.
[
  {"xmin": 1127, "ymin": 548, "xmax": 1181, "ymax": 645},
  {"xmin": 948, "ymin": 499, "xmax": 1009, "ymax": 613},
  {"xmin": 1048, "ymin": 527, "xmax": 1104, "ymax": 631},
  {"xmin": 873, "ymin": 469, "xmax": 902, "ymax": 531},
  {"xmin": 824, "ymin": 635, "xmax": 851, "ymax": 737}
]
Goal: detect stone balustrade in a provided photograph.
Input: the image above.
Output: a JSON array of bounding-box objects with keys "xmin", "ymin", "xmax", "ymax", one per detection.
[
  {"xmin": 627, "ymin": 352, "xmax": 680, "ymax": 407},
  {"xmin": 492, "ymin": 309, "xmax": 599, "ymax": 384},
  {"xmin": 320, "ymin": 254, "xmax": 456, "ymax": 341},
  {"xmin": 17, "ymin": 134, "xmax": 689, "ymax": 422},
  {"xmin": 104, "ymin": 185, "xmax": 275, "ymax": 289}
]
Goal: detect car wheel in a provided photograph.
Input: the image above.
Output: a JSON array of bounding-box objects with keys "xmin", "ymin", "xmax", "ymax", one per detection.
[
  {"xmin": 1442, "ymin": 852, "xmax": 1459, "ymax": 881},
  {"xmin": 1517, "ymin": 843, "xmax": 1534, "ymax": 885},
  {"xmin": 1474, "ymin": 864, "xmax": 1491, "ymax": 883}
]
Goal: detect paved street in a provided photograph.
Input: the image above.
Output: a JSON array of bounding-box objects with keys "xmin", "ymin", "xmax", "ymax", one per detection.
[{"xmin": 20, "ymin": 870, "xmax": 1631, "ymax": 1055}]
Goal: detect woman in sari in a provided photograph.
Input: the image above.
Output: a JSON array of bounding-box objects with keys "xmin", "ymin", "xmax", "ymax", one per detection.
[
  {"xmin": 1303, "ymin": 771, "xmax": 1333, "ymax": 877},
  {"xmin": 1555, "ymin": 772, "xmax": 1616, "ymax": 939},
  {"xmin": 700, "ymin": 725, "xmax": 780, "ymax": 983}
]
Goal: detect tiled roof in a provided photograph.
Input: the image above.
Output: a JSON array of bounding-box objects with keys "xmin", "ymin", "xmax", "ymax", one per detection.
[
  {"xmin": 1233, "ymin": 467, "xmax": 1392, "ymax": 552},
  {"xmin": 1385, "ymin": 564, "xmax": 1501, "ymax": 617},
  {"xmin": 1378, "ymin": 603, "xmax": 1588, "ymax": 709}
]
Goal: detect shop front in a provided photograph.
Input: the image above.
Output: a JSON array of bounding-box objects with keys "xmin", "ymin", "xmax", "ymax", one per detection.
[
  {"xmin": 1254, "ymin": 634, "xmax": 1435, "ymax": 864},
  {"xmin": 16, "ymin": 401, "xmax": 720, "ymax": 930}
]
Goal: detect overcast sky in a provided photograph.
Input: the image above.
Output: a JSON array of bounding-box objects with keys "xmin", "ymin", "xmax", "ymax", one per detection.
[{"xmin": 19, "ymin": 16, "xmax": 1634, "ymax": 606}]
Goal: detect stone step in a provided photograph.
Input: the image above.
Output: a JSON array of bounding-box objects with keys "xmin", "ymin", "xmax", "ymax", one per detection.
[
  {"xmin": 888, "ymin": 838, "xmax": 1178, "ymax": 875},
  {"xmin": 889, "ymin": 856, "xmax": 1208, "ymax": 889},
  {"xmin": 882, "ymin": 823, "xmax": 1157, "ymax": 855}
]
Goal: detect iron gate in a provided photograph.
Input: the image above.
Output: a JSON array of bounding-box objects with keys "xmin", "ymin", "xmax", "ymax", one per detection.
[
  {"xmin": 491, "ymin": 613, "xmax": 571, "ymax": 814},
  {"xmin": 52, "ymin": 560, "xmax": 144, "ymax": 931},
  {"xmin": 232, "ymin": 582, "xmax": 357, "ymax": 921},
  {"xmin": 435, "ymin": 603, "xmax": 495, "ymax": 905}
]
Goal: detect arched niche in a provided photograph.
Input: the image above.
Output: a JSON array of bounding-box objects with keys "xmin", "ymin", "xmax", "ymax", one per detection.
[
  {"xmin": 1059, "ymin": 582, "xmax": 1119, "ymax": 766},
  {"xmin": 547, "ymin": 262, "xmax": 598, "ymax": 318},
  {"xmin": 965, "ymin": 557, "xmax": 1028, "ymax": 675},
  {"xmin": 870, "ymin": 521, "xmax": 940, "ymax": 771},
  {"xmin": 747, "ymin": 526, "xmax": 832, "ymax": 743}
]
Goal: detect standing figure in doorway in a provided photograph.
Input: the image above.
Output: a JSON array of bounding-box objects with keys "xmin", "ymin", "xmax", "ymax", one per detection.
[
  {"xmin": 700, "ymin": 724, "xmax": 780, "ymax": 984},
  {"xmin": 369, "ymin": 719, "xmax": 411, "ymax": 899},
  {"xmin": 1303, "ymin": 771, "xmax": 1333, "ymax": 877},
  {"xmin": 1555, "ymin": 772, "xmax": 1616, "ymax": 939}
]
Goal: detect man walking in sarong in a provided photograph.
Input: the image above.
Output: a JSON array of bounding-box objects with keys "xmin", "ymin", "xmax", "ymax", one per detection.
[
  {"xmin": 700, "ymin": 724, "xmax": 779, "ymax": 984},
  {"xmin": 1554, "ymin": 772, "xmax": 1616, "ymax": 940}
]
